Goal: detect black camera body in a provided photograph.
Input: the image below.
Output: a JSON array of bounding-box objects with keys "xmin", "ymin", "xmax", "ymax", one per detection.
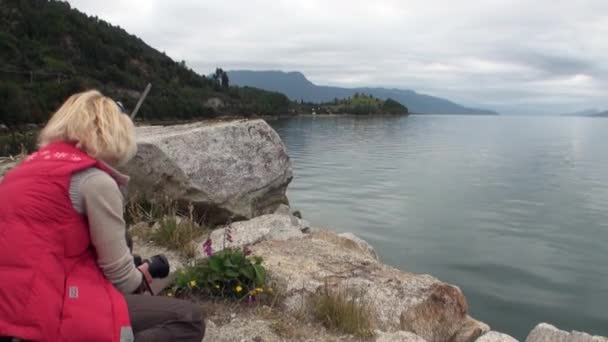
[
  {"xmin": 127, "ymin": 230, "xmax": 170, "ymax": 279},
  {"xmin": 133, "ymin": 254, "xmax": 170, "ymax": 279}
]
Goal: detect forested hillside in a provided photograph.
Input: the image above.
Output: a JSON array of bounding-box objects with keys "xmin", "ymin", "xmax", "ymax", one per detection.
[
  {"xmin": 295, "ymin": 93, "xmax": 408, "ymax": 115},
  {"xmin": 0, "ymin": 0, "xmax": 290, "ymax": 125}
]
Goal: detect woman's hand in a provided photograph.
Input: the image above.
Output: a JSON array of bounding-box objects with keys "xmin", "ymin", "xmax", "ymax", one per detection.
[{"xmin": 137, "ymin": 263, "xmax": 153, "ymax": 284}]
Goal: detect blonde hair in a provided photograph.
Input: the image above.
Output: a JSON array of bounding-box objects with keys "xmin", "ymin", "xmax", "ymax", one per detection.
[{"xmin": 38, "ymin": 90, "xmax": 137, "ymax": 166}]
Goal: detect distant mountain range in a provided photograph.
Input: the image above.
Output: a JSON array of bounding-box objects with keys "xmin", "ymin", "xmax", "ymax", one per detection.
[
  {"xmin": 562, "ymin": 109, "xmax": 608, "ymax": 117},
  {"xmin": 227, "ymin": 70, "xmax": 498, "ymax": 115}
]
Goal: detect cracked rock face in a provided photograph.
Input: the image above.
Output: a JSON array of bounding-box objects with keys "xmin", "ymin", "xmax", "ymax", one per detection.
[
  {"xmin": 251, "ymin": 231, "xmax": 489, "ymax": 342},
  {"xmin": 122, "ymin": 120, "xmax": 293, "ymax": 225}
]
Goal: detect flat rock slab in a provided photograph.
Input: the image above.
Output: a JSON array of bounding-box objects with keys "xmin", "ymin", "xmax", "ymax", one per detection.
[
  {"xmin": 203, "ymin": 214, "xmax": 307, "ymax": 258},
  {"xmin": 525, "ymin": 323, "xmax": 608, "ymax": 342},
  {"xmin": 123, "ymin": 120, "xmax": 293, "ymax": 225}
]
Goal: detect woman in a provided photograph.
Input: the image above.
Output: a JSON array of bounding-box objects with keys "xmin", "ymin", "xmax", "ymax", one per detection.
[{"xmin": 0, "ymin": 90, "xmax": 205, "ymax": 342}]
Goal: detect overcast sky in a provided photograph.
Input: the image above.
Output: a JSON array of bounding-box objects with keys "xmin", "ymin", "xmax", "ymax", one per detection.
[{"xmin": 68, "ymin": 0, "xmax": 607, "ymax": 114}]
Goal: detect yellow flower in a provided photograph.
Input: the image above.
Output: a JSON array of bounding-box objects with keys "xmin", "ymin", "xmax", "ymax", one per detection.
[
  {"xmin": 189, "ymin": 280, "xmax": 197, "ymax": 287},
  {"xmin": 167, "ymin": 292, "xmax": 173, "ymax": 297},
  {"xmin": 255, "ymin": 287, "xmax": 264, "ymax": 293},
  {"xmin": 267, "ymin": 288, "xmax": 274, "ymax": 293},
  {"xmin": 235, "ymin": 285, "xmax": 243, "ymax": 293},
  {"xmin": 214, "ymin": 284, "xmax": 220, "ymax": 289},
  {"xmin": 249, "ymin": 290, "xmax": 256, "ymax": 295}
]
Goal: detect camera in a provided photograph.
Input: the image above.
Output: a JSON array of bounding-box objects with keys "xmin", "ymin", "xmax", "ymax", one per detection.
[
  {"xmin": 133, "ymin": 254, "xmax": 170, "ymax": 279},
  {"xmin": 127, "ymin": 231, "xmax": 170, "ymax": 279}
]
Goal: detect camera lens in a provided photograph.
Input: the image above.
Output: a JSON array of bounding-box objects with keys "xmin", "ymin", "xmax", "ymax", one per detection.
[{"xmin": 146, "ymin": 254, "xmax": 170, "ymax": 279}]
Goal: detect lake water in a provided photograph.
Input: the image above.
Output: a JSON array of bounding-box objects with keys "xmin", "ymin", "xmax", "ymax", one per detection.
[{"xmin": 269, "ymin": 115, "xmax": 608, "ymax": 339}]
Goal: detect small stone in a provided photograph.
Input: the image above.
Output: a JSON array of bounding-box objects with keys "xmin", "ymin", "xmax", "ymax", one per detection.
[
  {"xmin": 273, "ymin": 204, "xmax": 291, "ymax": 216},
  {"xmin": 253, "ymin": 337, "xmax": 263, "ymax": 342},
  {"xmin": 230, "ymin": 313, "xmax": 236, "ymax": 319},
  {"xmin": 292, "ymin": 210, "xmax": 302, "ymax": 219}
]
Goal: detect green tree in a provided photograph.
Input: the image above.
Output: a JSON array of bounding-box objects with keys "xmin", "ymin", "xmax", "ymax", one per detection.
[
  {"xmin": 382, "ymin": 98, "xmax": 408, "ymax": 114},
  {"xmin": 0, "ymin": 82, "xmax": 26, "ymax": 126},
  {"xmin": 221, "ymin": 71, "xmax": 229, "ymax": 89}
]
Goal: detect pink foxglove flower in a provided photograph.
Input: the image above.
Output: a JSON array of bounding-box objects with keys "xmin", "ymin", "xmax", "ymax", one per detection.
[
  {"xmin": 226, "ymin": 225, "xmax": 234, "ymax": 243},
  {"xmin": 202, "ymin": 238, "xmax": 213, "ymax": 257}
]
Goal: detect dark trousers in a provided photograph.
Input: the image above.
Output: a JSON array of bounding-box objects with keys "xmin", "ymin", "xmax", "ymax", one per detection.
[{"xmin": 125, "ymin": 295, "xmax": 205, "ymax": 342}]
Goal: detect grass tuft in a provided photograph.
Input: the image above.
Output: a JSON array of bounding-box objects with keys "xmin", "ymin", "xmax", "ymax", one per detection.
[
  {"xmin": 310, "ymin": 284, "xmax": 375, "ymax": 339},
  {"xmin": 150, "ymin": 216, "xmax": 203, "ymax": 259},
  {"xmin": 126, "ymin": 196, "xmax": 205, "ymax": 259}
]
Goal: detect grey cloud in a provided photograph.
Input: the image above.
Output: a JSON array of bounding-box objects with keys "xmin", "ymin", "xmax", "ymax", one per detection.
[
  {"xmin": 493, "ymin": 51, "xmax": 597, "ymax": 77},
  {"xmin": 67, "ymin": 0, "xmax": 608, "ymax": 114}
]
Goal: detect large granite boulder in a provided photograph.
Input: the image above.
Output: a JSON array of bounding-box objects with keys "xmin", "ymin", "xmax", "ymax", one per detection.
[
  {"xmin": 525, "ymin": 323, "xmax": 607, "ymax": 342},
  {"xmin": 122, "ymin": 120, "xmax": 293, "ymax": 225},
  {"xmin": 251, "ymin": 231, "xmax": 490, "ymax": 342}
]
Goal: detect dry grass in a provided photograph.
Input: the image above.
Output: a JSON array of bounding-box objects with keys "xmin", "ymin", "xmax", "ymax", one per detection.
[
  {"xmin": 310, "ymin": 285, "xmax": 375, "ymax": 339},
  {"xmin": 150, "ymin": 216, "xmax": 203, "ymax": 259},
  {"xmin": 125, "ymin": 196, "xmax": 180, "ymax": 225},
  {"xmin": 126, "ymin": 196, "xmax": 205, "ymax": 259}
]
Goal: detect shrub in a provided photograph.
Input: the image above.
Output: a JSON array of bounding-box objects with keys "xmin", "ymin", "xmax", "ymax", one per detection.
[{"xmin": 0, "ymin": 130, "xmax": 38, "ymax": 157}]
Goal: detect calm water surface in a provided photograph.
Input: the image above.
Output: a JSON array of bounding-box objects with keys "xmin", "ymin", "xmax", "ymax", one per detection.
[{"xmin": 269, "ymin": 115, "xmax": 608, "ymax": 339}]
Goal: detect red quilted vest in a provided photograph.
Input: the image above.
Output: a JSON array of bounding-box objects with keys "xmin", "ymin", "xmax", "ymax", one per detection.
[{"xmin": 0, "ymin": 142, "xmax": 133, "ymax": 342}]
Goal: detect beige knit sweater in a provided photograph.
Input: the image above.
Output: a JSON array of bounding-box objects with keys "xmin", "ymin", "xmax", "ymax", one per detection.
[{"xmin": 70, "ymin": 167, "xmax": 142, "ymax": 294}]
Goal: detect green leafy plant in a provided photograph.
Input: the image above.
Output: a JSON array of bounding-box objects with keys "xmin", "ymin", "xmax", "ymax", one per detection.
[{"xmin": 172, "ymin": 246, "xmax": 268, "ymax": 300}]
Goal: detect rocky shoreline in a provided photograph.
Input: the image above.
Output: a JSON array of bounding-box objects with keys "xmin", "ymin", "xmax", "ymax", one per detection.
[{"xmin": 1, "ymin": 119, "xmax": 606, "ymax": 342}]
